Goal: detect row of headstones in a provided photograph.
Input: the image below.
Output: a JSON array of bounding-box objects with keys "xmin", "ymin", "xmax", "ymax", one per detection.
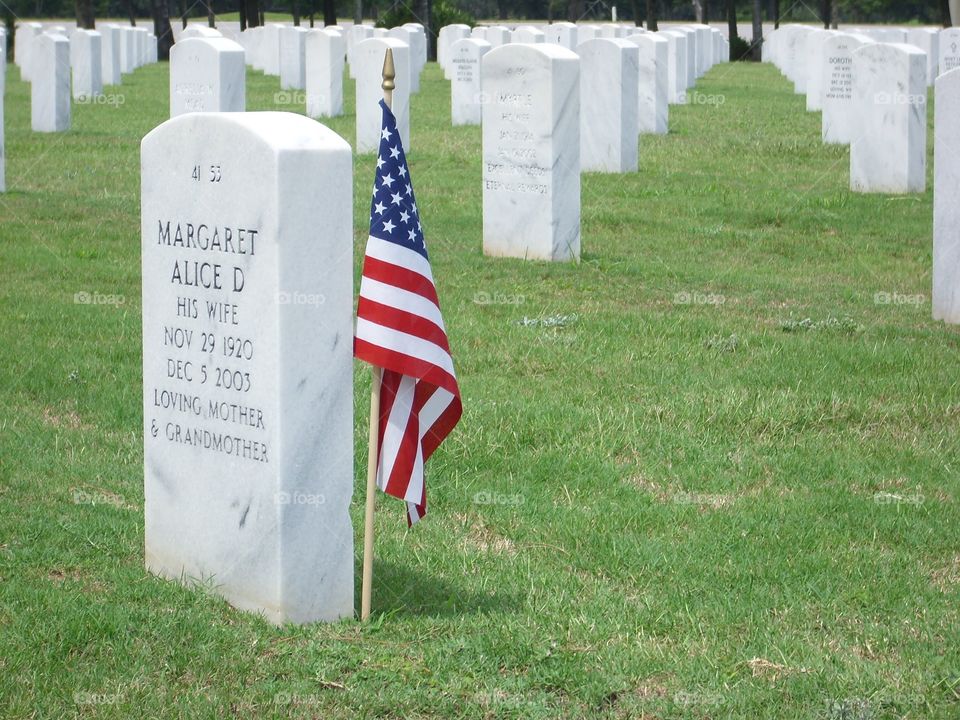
[
  {"xmin": 446, "ymin": 25, "xmax": 727, "ymax": 142},
  {"xmin": 12, "ymin": 22, "xmax": 158, "ymax": 132},
  {"xmin": 762, "ymin": 24, "xmax": 960, "ymax": 194}
]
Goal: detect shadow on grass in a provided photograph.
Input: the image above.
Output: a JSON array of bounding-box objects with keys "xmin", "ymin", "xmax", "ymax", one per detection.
[{"xmin": 357, "ymin": 559, "xmax": 518, "ymax": 619}]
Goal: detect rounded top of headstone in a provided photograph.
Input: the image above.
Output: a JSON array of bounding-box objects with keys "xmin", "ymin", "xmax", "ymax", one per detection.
[
  {"xmin": 450, "ymin": 37, "xmax": 492, "ymax": 51},
  {"xmin": 171, "ymin": 36, "xmax": 245, "ymax": 57},
  {"xmin": 143, "ymin": 112, "xmax": 351, "ymax": 156},
  {"xmin": 578, "ymin": 36, "xmax": 637, "ymax": 53},
  {"xmin": 486, "ymin": 41, "xmax": 579, "ymax": 66},
  {"xmin": 181, "ymin": 25, "xmax": 223, "ymax": 39}
]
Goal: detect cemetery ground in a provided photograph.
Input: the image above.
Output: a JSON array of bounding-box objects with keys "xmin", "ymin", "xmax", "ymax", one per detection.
[{"xmin": 1, "ymin": 57, "xmax": 958, "ymax": 719}]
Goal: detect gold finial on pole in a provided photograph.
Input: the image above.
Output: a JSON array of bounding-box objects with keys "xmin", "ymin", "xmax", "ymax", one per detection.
[{"xmin": 381, "ymin": 48, "xmax": 395, "ymax": 111}]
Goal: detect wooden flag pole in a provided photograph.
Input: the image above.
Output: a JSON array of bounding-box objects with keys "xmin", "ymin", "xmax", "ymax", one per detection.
[{"xmin": 361, "ymin": 48, "xmax": 396, "ymax": 622}]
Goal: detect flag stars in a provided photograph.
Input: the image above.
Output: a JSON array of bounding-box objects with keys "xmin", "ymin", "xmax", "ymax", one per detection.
[
  {"xmin": 398, "ymin": 165, "xmax": 407, "ymax": 178},
  {"xmin": 382, "ymin": 219, "xmax": 396, "ymax": 234},
  {"xmin": 376, "ymin": 156, "xmax": 385, "ymax": 170},
  {"xmin": 389, "ymin": 146, "xmax": 400, "ymax": 160},
  {"xmin": 380, "ymin": 126, "xmax": 392, "ymax": 141},
  {"xmin": 408, "ymin": 229, "xmax": 417, "ymax": 242},
  {"xmin": 404, "ymin": 183, "xmax": 412, "ymax": 197},
  {"xmin": 381, "ymin": 173, "xmax": 395, "ymax": 189},
  {"xmin": 390, "ymin": 192, "xmax": 403, "ymax": 206},
  {"xmin": 399, "ymin": 210, "xmax": 410, "ymax": 224},
  {"xmin": 411, "ymin": 202, "xmax": 418, "ymax": 215},
  {"xmin": 374, "ymin": 201, "xmax": 386, "ymax": 215}
]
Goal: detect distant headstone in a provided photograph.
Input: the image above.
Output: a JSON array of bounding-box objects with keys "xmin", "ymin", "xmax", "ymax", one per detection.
[
  {"xmin": 485, "ymin": 26, "xmax": 511, "ymax": 46},
  {"xmin": 1, "ymin": 49, "xmax": 5, "ymax": 192},
  {"xmin": 513, "ymin": 26, "xmax": 546, "ymax": 44},
  {"xmin": 578, "ymin": 24, "xmax": 600, "ymax": 43},
  {"xmin": 347, "ymin": 24, "xmax": 374, "ymax": 79},
  {"xmin": 470, "ymin": 26, "xmax": 488, "ymax": 42},
  {"xmin": 403, "ymin": 23, "xmax": 427, "ymax": 93},
  {"xmin": 15, "ymin": 22, "xmax": 42, "ymax": 82},
  {"xmin": 120, "ymin": 26, "xmax": 137, "ymax": 73},
  {"xmin": 101, "ymin": 25, "xmax": 122, "ymax": 86},
  {"xmin": 439, "ymin": 24, "xmax": 470, "ymax": 77},
  {"xmin": 549, "ymin": 21, "xmax": 578, "ymax": 50},
  {"xmin": 481, "ymin": 43, "xmax": 580, "ymax": 261},
  {"xmin": 804, "ymin": 29, "xmax": 834, "ymax": 111},
  {"xmin": 387, "ymin": 27, "xmax": 418, "ymax": 94},
  {"xmin": 578, "ymin": 38, "xmax": 638, "ymax": 173},
  {"xmin": 850, "ymin": 42, "xmax": 927, "ymax": 193},
  {"xmin": 626, "ymin": 33, "xmax": 668, "ymax": 134},
  {"xmin": 354, "ymin": 38, "xmax": 410, "ymax": 153},
  {"xmin": 939, "ymin": 27, "xmax": 960, "ymax": 77},
  {"xmin": 933, "ymin": 67, "xmax": 960, "ymax": 322},
  {"xmin": 141, "ymin": 111, "xmax": 354, "ymax": 625},
  {"xmin": 658, "ymin": 30, "xmax": 687, "ymax": 103},
  {"xmin": 169, "ymin": 38, "xmax": 246, "ymax": 118},
  {"xmin": 821, "ymin": 33, "xmax": 872, "ymax": 144},
  {"xmin": 181, "ymin": 25, "xmax": 223, "ymax": 40},
  {"xmin": 279, "ymin": 26, "xmax": 307, "ymax": 90},
  {"xmin": 262, "ymin": 24, "xmax": 284, "ymax": 76},
  {"xmin": 907, "ymin": 27, "xmax": 938, "ymax": 85},
  {"xmin": 450, "ymin": 38, "xmax": 490, "ymax": 125},
  {"xmin": 305, "ymin": 29, "xmax": 344, "ymax": 118},
  {"xmin": 70, "ymin": 29, "xmax": 102, "ymax": 102},
  {"xmin": 31, "ymin": 33, "xmax": 70, "ymax": 133}
]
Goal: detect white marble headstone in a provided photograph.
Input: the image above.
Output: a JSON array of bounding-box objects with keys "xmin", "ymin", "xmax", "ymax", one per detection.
[
  {"xmin": 31, "ymin": 33, "xmax": 70, "ymax": 133},
  {"xmin": 627, "ymin": 33, "xmax": 668, "ymax": 135},
  {"xmin": 354, "ymin": 38, "xmax": 410, "ymax": 153},
  {"xmin": 482, "ymin": 43, "xmax": 580, "ymax": 261},
  {"xmin": 939, "ymin": 27, "xmax": 960, "ymax": 77},
  {"xmin": 101, "ymin": 25, "xmax": 122, "ymax": 86},
  {"xmin": 933, "ymin": 67, "xmax": 960, "ymax": 322},
  {"xmin": 485, "ymin": 26, "xmax": 511, "ymax": 47},
  {"xmin": 804, "ymin": 29, "xmax": 834, "ymax": 111},
  {"xmin": 386, "ymin": 27, "xmax": 417, "ymax": 94},
  {"xmin": 71, "ymin": 29, "xmax": 103, "ymax": 102},
  {"xmin": 450, "ymin": 38, "xmax": 490, "ymax": 126},
  {"xmin": 578, "ymin": 38, "xmax": 639, "ymax": 173},
  {"xmin": 181, "ymin": 25, "xmax": 223, "ymax": 40},
  {"xmin": 261, "ymin": 23, "xmax": 284, "ymax": 76},
  {"xmin": 821, "ymin": 33, "xmax": 873, "ymax": 145},
  {"xmin": 850, "ymin": 42, "xmax": 927, "ymax": 193},
  {"xmin": 141, "ymin": 111, "xmax": 354, "ymax": 625},
  {"xmin": 16, "ymin": 22, "xmax": 42, "ymax": 82},
  {"xmin": 348, "ymin": 24, "xmax": 374, "ymax": 79},
  {"xmin": 279, "ymin": 26, "xmax": 307, "ymax": 90},
  {"xmin": 1, "ymin": 53, "xmax": 4, "ymax": 192},
  {"xmin": 439, "ymin": 24, "xmax": 470, "ymax": 77},
  {"xmin": 907, "ymin": 28, "xmax": 938, "ymax": 86},
  {"xmin": 305, "ymin": 28, "xmax": 344, "ymax": 119},
  {"xmin": 513, "ymin": 26, "xmax": 546, "ymax": 44},
  {"xmin": 169, "ymin": 37, "xmax": 246, "ymax": 118}
]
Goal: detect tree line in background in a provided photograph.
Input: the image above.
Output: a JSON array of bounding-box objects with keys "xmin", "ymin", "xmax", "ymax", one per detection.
[{"xmin": 1, "ymin": 0, "xmax": 951, "ymax": 64}]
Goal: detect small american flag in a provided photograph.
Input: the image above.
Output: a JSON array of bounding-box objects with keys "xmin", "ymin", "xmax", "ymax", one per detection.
[{"xmin": 354, "ymin": 100, "xmax": 462, "ymax": 525}]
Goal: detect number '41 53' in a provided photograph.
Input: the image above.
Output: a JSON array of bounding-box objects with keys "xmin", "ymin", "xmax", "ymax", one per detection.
[{"xmin": 192, "ymin": 164, "xmax": 222, "ymax": 182}]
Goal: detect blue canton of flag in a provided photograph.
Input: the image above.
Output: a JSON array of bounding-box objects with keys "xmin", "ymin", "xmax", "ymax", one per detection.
[{"xmin": 370, "ymin": 100, "xmax": 426, "ymax": 259}]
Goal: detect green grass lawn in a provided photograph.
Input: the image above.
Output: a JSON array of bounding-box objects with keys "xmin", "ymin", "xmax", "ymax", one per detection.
[{"xmin": 1, "ymin": 58, "xmax": 958, "ymax": 719}]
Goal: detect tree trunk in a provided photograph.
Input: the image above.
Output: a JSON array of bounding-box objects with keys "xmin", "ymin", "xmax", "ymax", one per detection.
[
  {"xmin": 207, "ymin": 0, "xmax": 215, "ymax": 27},
  {"xmin": 751, "ymin": 0, "xmax": 762, "ymax": 59},
  {"xmin": 703, "ymin": 0, "xmax": 709, "ymax": 23},
  {"xmin": 942, "ymin": 0, "xmax": 951, "ymax": 27},
  {"xmin": 692, "ymin": 0, "xmax": 703, "ymax": 23},
  {"xmin": 820, "ymin": 0, "xmax": 830, "ymax": 28},
  {"xmin": 323, "ymin": 0, "xmax": 336, "ymax": 25},
  {"xmin": 726, "ymin": 0, "xmax": 738, "ymax": 42},
  {"xmin": 239, "ymin": 0, "xmax": 246, "ymax": 31},
  {"xmin": 179, "ymin": 0, "xmax": 187, "ymax": 28},
  {"xmin": 127, "ymin": 0, "xmax": 137, "ymax": 25},
  {"xmin": 773, "ymin": 0, "xmax": 779, "ymax": 28},
  {"xmin": 244, "ymin": 0, "xmax": 260, "ymax": 27},
  {"xmin": 354, "ymin": 0, "xmax": 361, "ymax": 23},
  {"xmin": 293, "ymin": 0, "xmax": 300, "ymax": 25},
  {"xmin": 75, "ymin": 0, "xmax": 95, "ymax": 29},
  {"xmin": 646, "ymin": 0, "xmax": 657, "ymax": 30},
  {"xmin": 151, "ymin": 0, "xmax": 174, "ymax": 60},
  {"xmin": 567, "ymin": 0, "xmax": 583, "ymax": 21}
]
